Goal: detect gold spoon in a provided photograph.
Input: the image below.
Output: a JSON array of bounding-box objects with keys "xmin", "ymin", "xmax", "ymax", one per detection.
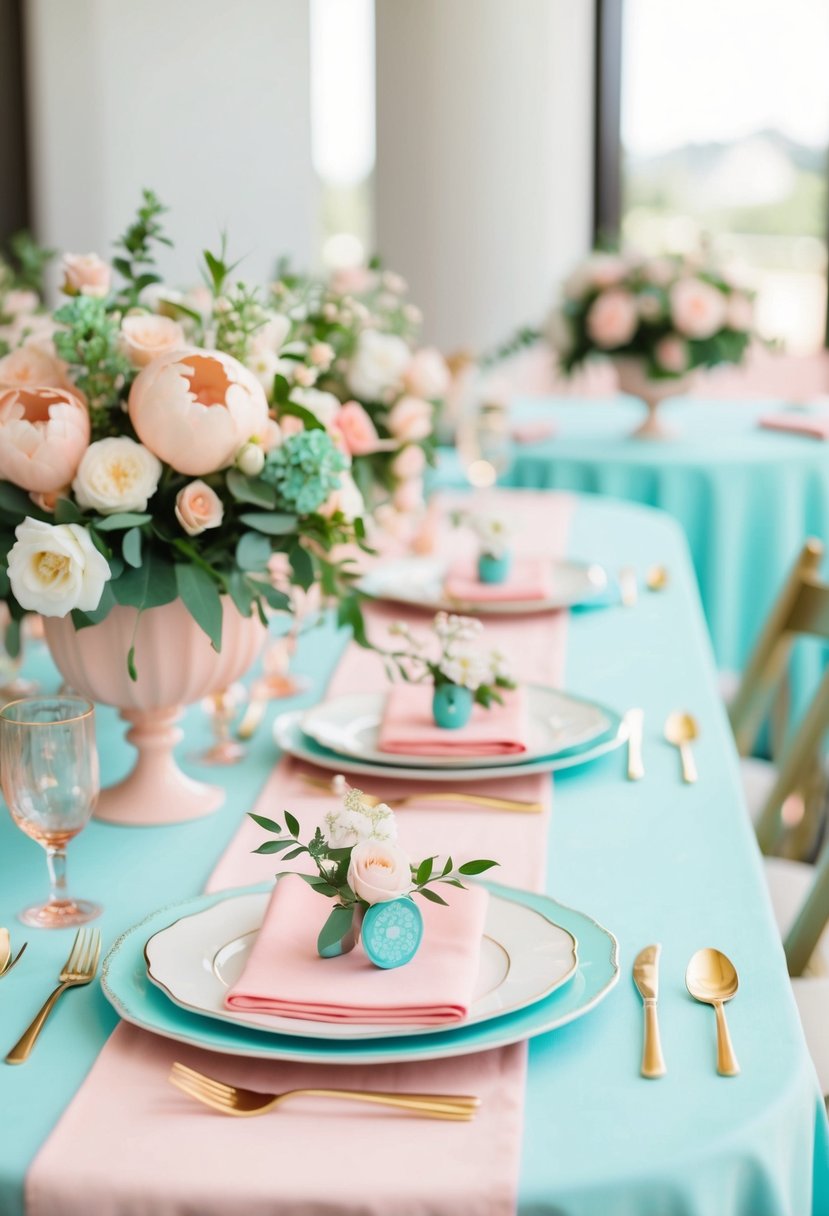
[
  {"xmin": 685, "ymin": 948, "xmax": 740, "ymax": 1076},
  {"xmin": 646, "ymin": 565, "xmax": 669, "ymax": 591},
  {"xmin": 664, "ymin": 711, "xmax": 699, "ymax": 783}
]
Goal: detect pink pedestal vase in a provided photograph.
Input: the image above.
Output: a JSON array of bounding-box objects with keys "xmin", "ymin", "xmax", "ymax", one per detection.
[
  {"xmin": 614, "ymin": 358, "xmax": 692, "ymax": 439},
  {"xmin": 44, "ymin": 599, "xmax": 266, "ymax": 827}
]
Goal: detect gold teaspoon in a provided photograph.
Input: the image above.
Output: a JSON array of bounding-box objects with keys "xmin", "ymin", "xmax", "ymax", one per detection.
[
  {"xmin": 664, "ymin": 712, "xmax": 699, "ymax": 783},
  {"xmin": 685, "ymin": 948, "xmax": 740, "ymax": 1076},
  {"xmin": 646, "ymin": 565, "xmax": 669, "ymax": 591}
]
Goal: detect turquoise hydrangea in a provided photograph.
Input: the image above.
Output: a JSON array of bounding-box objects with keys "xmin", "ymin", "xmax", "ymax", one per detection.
[{"xmin": 262, "ymin": 429, "xmax": 348, "ymax": 514}]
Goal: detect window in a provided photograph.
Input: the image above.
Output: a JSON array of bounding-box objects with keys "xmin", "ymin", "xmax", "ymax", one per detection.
[{"xmin": 616, "ymin": 0, "xmax": 829, "ymax": 353}]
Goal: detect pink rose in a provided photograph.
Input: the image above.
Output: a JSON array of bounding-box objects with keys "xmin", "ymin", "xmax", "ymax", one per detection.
[
  {"xmin": 121, "ymin": 314, "xmax": 185, "ymax": 368},
  {"xmin": 129, "ymin": 348, "xmax": 269, "ymax": 476},
  {"xmin": 585, "ymin": 290, "xmax": 639, "ymax": 350},
  {"xmin": 334, "ymin": 401, "xmax": 385, "ymax": 455},
  {"xmin": 62, "ymin": 253, "xmax": 111, "ymax": 299},
  {"xmin": 654, "ymin": 335, "xmax": 689, "ymax": 375},
  {"xmin": 0, "ymin": 346, "xmax": 72, "ymax": 391},
  {"xmin": 0, "ymin": 386, "xmax": 89, "ymax": 492},
  {"xmin": 3, "ymin": 290, "xmax": 39, "ymax": 317},
  {"xmin": 670, "ymin": 278, "xmax": 727, "ymax": 340},
  {"xmin": 347, "ymin": 839, "xmax": 412, "ymax": 904},
  {"xmin": 726, "ymin": 293, "xmax": 753, "ymax": 333},
  {"xmin": 392, "ymin": 477, "xmax": 424, "ymax": 513},
  {"xmin": 387, "ymin": 395, "xmax": 433, "ymax": 443},
  {"xmin": 391, "ymin": 444, "xmax": 426, "ymax": 480},
  {"xmin": 174, "ymin": 480, "xmax": 224, "ymax": 537},
  {"xmin": 403, "ymin": 347, "xmax": 450, "ymax": 400}
]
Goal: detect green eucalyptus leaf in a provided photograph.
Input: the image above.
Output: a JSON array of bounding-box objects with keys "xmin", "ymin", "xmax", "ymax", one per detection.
[
  {"xmin": 248, "ymin": 813, "xmax": 283, "ymax": 833},
  {"xmin": 457, "ymin": 859, "xmax": 499, "ymax": 876},
  {"xmin": 175, "ymin": 563, "xmax": 223, "ymax": 651},
  {"xmin": 239, "ymin": 511, "xmax": 298, "ymax": 536},
  {"xmin": 289, "ymin": 543, "xmax": 314, "ymax": 591},
  {"xmin": 112, "ymin": 551, "xmax": 177, "ymax": 611},
  {"xmin": 94, "ymin": 512, "xmax": 152, "ymax": 532},
  {"xmin": 416, "ymin": 856, "xmax": 434, "ymax": 885},
  {"xmin": 226, "ymin": 468, "xmax": 277, "ymax": 508},
  {"xmin": 285, "ymin": 810, "xmax": 300, "ymax": 837},
  {"xmin": 122, "ymin": 527, "xmax": 142, "ymax": 569},
  {"xmin": 53, "ymin": 498, "xmax": 85, "ymax": 525},
  {"xmin": 236, "ymin": 531, "xmax": 272, "ymax": 572},
  {"xmin": 417, "ymin": 888, "xmax": 449, "ymax": 906},
  {"xmin": 317, "ymin": 905, "xmax": 355, "ymax": 953}
]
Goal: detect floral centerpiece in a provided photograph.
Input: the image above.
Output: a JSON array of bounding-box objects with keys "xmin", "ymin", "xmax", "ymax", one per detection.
[
  {"xmin": 546, "ymin": 248, "xmax": 755, "ymax": 438},
  {"xmin": 0, "ymin": 191, "xmax": 368, "ymax": 825},
  {"xmin": 454, "ymin": 510, "xmax": 513, "ymax": 585},
  {"xmin": 385, "ymin": 612, "xmax": 514, "ymax": 729},
  {"xmin": 259, "ymin": 263, "xmax": 449, "ymax": 535},
  {"xmin": 250, "ymin": 781, "xmax": 497, "ymax": 968}
]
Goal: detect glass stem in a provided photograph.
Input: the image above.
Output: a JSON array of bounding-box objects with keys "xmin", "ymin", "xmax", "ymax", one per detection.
[{"xmin": 46, "ymin": 846, "xmax": 69, "ymax": 906}]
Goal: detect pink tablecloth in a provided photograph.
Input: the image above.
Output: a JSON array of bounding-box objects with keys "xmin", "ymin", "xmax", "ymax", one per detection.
[{"xmin": 26, "ymin": 491, "xmax": 574, "ymax": 1216}]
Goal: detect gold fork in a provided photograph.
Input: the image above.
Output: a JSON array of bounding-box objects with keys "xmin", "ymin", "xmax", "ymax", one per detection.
[
  {"xmin": 299, "ymin": 773, "xmax": 543, "ymax": 814},
  {"xmin": 5, "ymin": 927, "xmax": 101, "ymax": 1064},
  {"xmin": 0, "ymin": 927, "xmax": 27, "ymax": 978},
  {"xmin": 169, "ymin": 1061, "xmax": 480, "ymax": 1121}
]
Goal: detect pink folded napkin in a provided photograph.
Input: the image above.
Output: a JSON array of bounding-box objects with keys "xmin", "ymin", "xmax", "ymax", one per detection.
[
  {"xmin": 759, "ymin": 412, "xmax": 829, "ymax": 440},
  {"xmin": 378, "ymin": 682, "xmax": 528, "ymax": 757},
  {"xmin": 225, "ymin": 874, "xmax": 489, "ymax": 1025},
  {"xmin": 444, "ymin": 556, "xmax": 553, "ymax": 603}
]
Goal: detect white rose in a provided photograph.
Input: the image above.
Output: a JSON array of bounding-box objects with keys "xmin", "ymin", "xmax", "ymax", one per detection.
[
  {"xmin": 347, "ymin": 839, "xmax": 412, "ymax": 905},
  {"xmin": 7, "ymin": 517, "xmax": 111, "ymax": 617},
  {"xmin": 333, "ymin": 469, "xmax": 365, "ymax": 522},
  {"xmin": 247, "ymin": 347, "xmax": 280, "ymax": 397},
  {"xmin": 72, "ymin": 437, "xmax": 162, "ymax": 514},
  {"xmin": 347, "ymin": 330, "xmax": 411, "ymax": 401},
  {"xmin": 236, "ymin": 441, "xmax": 265, "ymax": 477},
  {"xmin": 403, "ymin": 347, "xmax": 450, "ymax": 399},
  {"xmin": 251, "ymin": 312, "xmax": 291, "ymax": 355},
  {"xmin": 292, "ymin": 387, "xmax": 341, "ymax": 428}
]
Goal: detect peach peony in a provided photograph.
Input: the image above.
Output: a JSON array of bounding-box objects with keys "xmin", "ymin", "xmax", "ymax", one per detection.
[
  {"xmin": 128, "ymin": 348, "xmax": 269, "ymax": 476},
  {"xmin": 670, "ymin": 278, "xmax": 727, "ymax": 340},
  {"xmin": 0, "ymin": 386, "xmax": 89, "ymax": 492},
  {"xmin": 0, "ymin": 345, "xmax": 72, "ymax": 391},
  {"xmin": 121, "ymin": 314, "xmax": 185, "ymax": 368},
  {"xmin": 585, "ymin": 289, "xmax": 639, "ymax": 350}
]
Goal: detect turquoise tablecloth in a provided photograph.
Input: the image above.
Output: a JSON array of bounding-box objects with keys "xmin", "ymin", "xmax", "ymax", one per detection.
[
  {"xmin": 439, "ymin": 398, "xmax": 829, "ymax": 739},
  {"xmin": 0, "ymin": 493, "xmax": 827, "ymax": 1215}
]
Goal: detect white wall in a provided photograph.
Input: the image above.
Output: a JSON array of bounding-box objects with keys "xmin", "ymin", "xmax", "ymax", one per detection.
[
  {"xmin": 24, "ymin": 0, "xmax": 317, "ymax": 290},
  {"xmin": 374, "ymin": 0, "xmax": 595, "ymax": 352}
]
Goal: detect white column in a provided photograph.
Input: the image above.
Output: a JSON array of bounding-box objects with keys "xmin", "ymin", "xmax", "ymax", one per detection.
[
  {"xmin": 24, "ymin": 0, "xmax": 317, "ymax": 287},
  {"xmin": 374, "ymin": 0, "xmax": 595, "ymax": 352}
]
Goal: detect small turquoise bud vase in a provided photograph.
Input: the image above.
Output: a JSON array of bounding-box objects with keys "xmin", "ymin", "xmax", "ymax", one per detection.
[
  {"xmin": 317, "ymin": 904, "xmax": 364, "ymax": 958},
  {"xmin": 362, "ymin": 898, "xmax": 424, "ymax": 969},
  {"xmin": 432, "ymin": 682, "xmax": 473, "ymax": 729},
  {"xmin": 477, "ymin": 550, "xmax": 512, "ymax": 584}
]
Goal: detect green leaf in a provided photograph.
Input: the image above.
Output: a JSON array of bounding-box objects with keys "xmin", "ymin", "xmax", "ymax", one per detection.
[
  {"xmin": 127, "ymin": 644, "xmax": 137, "ymax": 681},
  {"xmin": 285, "ymin": 810, "xmax": 300, "ymax": 837},
  {"xmin": 94, "ymin": 512, "xmax": 152, "ymax": 532},
  {"xmin": 440, "ymin": 856, "xmax": 454, "ymax": 877},
  {"xmin": 317, "ymin": 905, "xmax": 355, "ymax": 953},
  {"xmin": 252, "ymin": 840, "xmax": 294, "ymax": 855},
  {"xmin": 0, "ymin": 481, "xmax": 47, "ymax": 521},
  {"xmin": 281, "ymin": 845, "xmax": 306, "ymax": 860},
  {"xmin": 289, "ymin": 543, "xmax": 314, "ymax": 591},
  {"xmin": 458, "ymin": 859, "xmax": 499, "ymax": 876},
  {"xmin": 239, "ymin": 511, "xmax": 298, "ymax": 536},
  {"xmin": 416, "ymin": 856, "xmax": 434, "ymax": 886},
  {"xmin": 248, "ymin": 813, "xmax": 283, "ymax": 833},
  {"xmin": 280, "ymin": 401, "xmax": 325, "ymax": 431},
  {"xmin": 122, "ymin": 527, "xmax": 142, "ymax": 568},
  {"xmin": 308, "ymin": 882, "xmax": 339, "ymax": 898},
  {"xmin": 325, "ymin": 847, "xmax": 354, "ymax": 862},
  {"xmin": 236, "ymin": 531, "xmax": 272, "ymax": 572},
  {"xmin": 111, "ymin": 551, "xmax": 177, "ymax": 611},
  {"xmin": 70, "ymin": 582, "xmax": 117, "ymax": 629},
  {"xmin": 257, "ymin": 581, "xmax": 291, "ymax": 612},
  {"xmin": 417, "ymin": 888, "xmax": 449, "ymax": 906},
  {"xmin": 336, "ymin": 594, "xmax": 368, "ymax": 646},
  {"xmin": 175, "ymin": 563, "xmax": 223, "ymax": 651},
  {"xmin": 226, "ymin": 468, "xmax": 277, "ymax": 508},
  {"xmin": 227, "ymin": 570, "xmax": 255, "ymax": 618},
  {"xmin": 53, "ymin": 497, "xmax": 85, "ymax": 525}
]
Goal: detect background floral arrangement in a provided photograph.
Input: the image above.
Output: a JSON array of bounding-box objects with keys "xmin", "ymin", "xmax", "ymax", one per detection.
[
  {"xmin": 261, "ymin": 262, "xmax": 449, "ymax": 528},
  {"xmin": 0, "ymin": 191, "xmax": 367, "ymax": 670},
  {"xmin": 385, "ymin": 612, "xmax": 514, "ymax": 708},
  {"xmin": 547, "ymin": 248, "xmax": 756, "ymax": 380}
]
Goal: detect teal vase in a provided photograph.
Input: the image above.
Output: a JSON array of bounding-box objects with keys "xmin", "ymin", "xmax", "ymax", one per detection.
[
  {"xmin": 362, "ymin": 898, "xmax": 423, "ymax": 969},
  {"xmin": 432, "ymin": 682, "xmax": 473, "ymax": 729},
  {"xmin": 317, "ymin": 904, "xmax": 364, "ymax": 958},
  {"xmin": 478, "ymin": 550, "xmax": 512, "ymax": 584}
]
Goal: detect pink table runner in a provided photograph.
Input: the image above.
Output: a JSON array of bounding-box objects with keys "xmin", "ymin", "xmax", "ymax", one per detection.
[{"xmin": 27, "ymin": 491, "xmax": 573, "ymax": 1216}]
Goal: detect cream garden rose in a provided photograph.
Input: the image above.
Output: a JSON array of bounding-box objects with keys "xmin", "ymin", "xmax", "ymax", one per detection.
[
  {"xmin": 387, "ymin": 394, "xmax": 432, "ymax": 443},
  {"xmin": 346, "ymin": 330, "xmax": 411, "ymax": 401},
  {"xmin": 120, "ymin": 313, "xmax": 185, "ymax": 368},
  {"xmin": 73, "ymin": 437, "xmax": 162, "ymax": 514},
  {"xmin": 585, "ymin": 289, "xmax": 639, "ymax": 349},
  {"xmin": 7, "ymin": 518, "xmax": 111, "ymax": 617},
  {"xmin": 62, "ymin": 253, "xmax": 112, "ymax": 299},
  {"xmin": 174, "ymin": 480, "xmax": 224, "ymax": 537},
  {"xmin": 670, "ymin": 278, "xmax": 727, "ymax": 340},
  {"xmin": 347, "ymin": 839, "xmax": 413, "ymax": 905},
  {"xmin": 403, "ymin": 347, "xmax": 450, "ymax": 399}
]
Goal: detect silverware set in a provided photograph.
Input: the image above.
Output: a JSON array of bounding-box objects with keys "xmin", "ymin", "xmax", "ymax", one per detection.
[
  {"xmin": 622, "ymin": 709, "xmax": 702, "ymax": 783},
  {"xmin": 633, "ymin": 943, "xmax": 740, "ymax": 1078}
]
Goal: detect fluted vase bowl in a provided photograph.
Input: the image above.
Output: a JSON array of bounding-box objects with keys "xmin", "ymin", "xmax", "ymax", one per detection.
[
  {"xmin": 44, "ymin": 599, "xmax": 266, "ymax": 827},
  {"xmin": 614, "ymin": 358, "xmax": 692, "ymax": 440}
]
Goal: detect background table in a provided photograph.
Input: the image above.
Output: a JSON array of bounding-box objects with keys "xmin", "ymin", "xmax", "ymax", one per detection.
[{"xmin": 0, "ymin": 494, "xmax": 827, "ymax": 1214}]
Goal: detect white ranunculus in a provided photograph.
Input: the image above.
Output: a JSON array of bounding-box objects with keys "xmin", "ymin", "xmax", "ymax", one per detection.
[
  {"xmin": 72, "ymin": 437, "xmax": 162, "ymax": 515},
  {"xmin": 7, "ymin": 517, "xmax": 111, "ymax": 617},
  {"xmin": 291, "ymin": 387, "xmax": 341, "ymax": 428},
  {"xmin": 347, "ymin": 839, "xmax": 412, "ymax": 905},
  {"xmin": 346, "ymin": 330, "xmax": 411, "ymax": 401},
  {"xmin": 324, "ymin": 790, "xmax": 398, "ymax": 848}
]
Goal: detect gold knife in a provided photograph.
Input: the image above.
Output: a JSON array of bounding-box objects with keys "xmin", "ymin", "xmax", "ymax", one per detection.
[{"xmin": 633, "ymin": 943, "xmax": 666, "ymax": 1078}]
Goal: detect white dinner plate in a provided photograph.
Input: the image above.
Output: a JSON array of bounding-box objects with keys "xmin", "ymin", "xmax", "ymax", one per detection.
[
  {"xmin": 358, "ymin": 555, "xmax": 608, "ymax": 616},
  {"xmin": 144, "ymin": 887, "xmax": 579, "ymax": 1041},
  {"xmin": 274, "ymin": 704, "xmax": 626, "ymax": 783},
  {"xmin": 301, "ymin": 686, "xmax": 612, "ymax": 769}
]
